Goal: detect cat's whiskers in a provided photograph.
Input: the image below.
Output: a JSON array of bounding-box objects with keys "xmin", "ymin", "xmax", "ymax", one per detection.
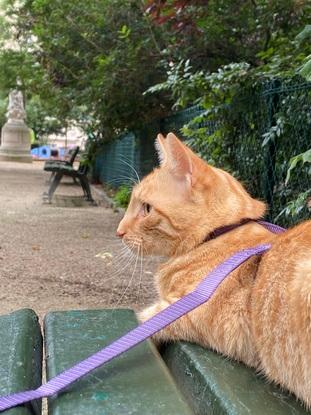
[
  {"xmin": 98, "ymin": 239, "xmax": 129, "ymax": 250},
  {"xmin": 106, "ymin": 156, "xmax": 140, "ymax": 189},
  {"xmin": 101, "ymin": 243, "xmax": 136, "ymax": 282},
  {"xmin": 137, "ymin": 241, "xmax": 144, "ymax": 304},
  {"xmin": 118, "ymin": 157, "xmax": 141, "ymax": 184},
  {"xmin": 114, "ymin": 243, "xmax": 141, "ymax": 308},
  {"xmin": 123, "ymin": 237, "xmax": 143, "ymax": 254},
  {"xmin": 106, "ymin": 253, "xmax": 138, "ymax": 307},
  {"xmin": 109, "ymin": 249, "xmax": 135, "ymax": 273},
  {"xmin": 100, "ymin": 239, "xmax": 131, "ymax": 257},
  {"xmin": 128, "ymin": 240, "xmax": 149, "ymax": 307},
  {"xmin": 106, "ymin": 176, "xmax": 137, "ymax": 187},
  {"xmin": 103, "ymin": 238, "xmax": 142, "ymax": 283},
  {"xmin": 110, "ymin": 246, "xmax": 136, "ymax": 272},
  {"xmin": 103, "ymin": 155, "xmax": 155, "ymax": 307},
  {"xmin": 126, "ymin": 239, "xmax": 143, "ymax": 256}
]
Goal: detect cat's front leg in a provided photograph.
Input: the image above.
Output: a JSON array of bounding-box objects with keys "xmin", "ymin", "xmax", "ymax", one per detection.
[{"xmin": 138, "ymin": 300, "xmax": 191, "ymax": 344}]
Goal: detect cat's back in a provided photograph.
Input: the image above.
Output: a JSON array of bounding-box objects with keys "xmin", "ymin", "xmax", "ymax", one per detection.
[
  {"xmin": 251, "ymin": 219, "xmax": 311, "ymax": 402},
  {"xmin": 251, "ymin": 219, "xmax": 311, "ymax": 324},
  {"xmin": 253, "ymin": 218, "xmax": 311, "ymax": 292}
]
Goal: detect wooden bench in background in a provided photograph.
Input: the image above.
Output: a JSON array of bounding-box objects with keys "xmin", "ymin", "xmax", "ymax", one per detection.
[
  {"xmin": 1, "ymin": 308, "xmax": 308, "ymax": 414},
  {"xmin": 43, "ymin": 163, "xmax": 94, "ymax": 204},
  {"xmin": 44, "ymin": 146, "xmax": 80, "ymax": 184}
]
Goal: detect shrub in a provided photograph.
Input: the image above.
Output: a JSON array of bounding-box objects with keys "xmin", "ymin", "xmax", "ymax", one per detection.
[{"xmin": 113, "ymin": 185, "xmax": 131, "ymax": 208}]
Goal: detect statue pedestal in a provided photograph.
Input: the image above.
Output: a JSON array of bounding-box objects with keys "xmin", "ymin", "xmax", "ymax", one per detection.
[{"xmin": 0, "ymin": 121, "xmax": 32, "ymax": 163}]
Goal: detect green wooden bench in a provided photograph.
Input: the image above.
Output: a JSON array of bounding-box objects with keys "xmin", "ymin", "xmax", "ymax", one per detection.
[
  {"xmin": 44, "ymin": 309, "xmax": 191, "ymax": 415},
  {"xmin": 0, "ymin": 308, "xmax": 309, "ymax": 414},
  {"xmin": 44, "ymin": 146, "xmax": 80, "ymax": 169},
  {"xmin": 0, "ymin": 309, "xmax": 42, "ymax": 415},
  {"xmin": 162, "ymin": 342, "xmax": 307, "ymax": 415},
  {"xmin": 44, "ymin": 146, "xmax": 80, "ymax": 184},
  {"xmin": 43, "ymin": 163, "xmax": 94, "ymax": 204}
]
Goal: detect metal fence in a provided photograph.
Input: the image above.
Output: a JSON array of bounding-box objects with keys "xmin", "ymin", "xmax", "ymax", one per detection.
[
  {"xmin": 94, "ymin": 124, "xmax": 160, "ymax": 187},
  {"xmin": 93, "ymin": 79, "xmax": 311, "ymax": 226}
]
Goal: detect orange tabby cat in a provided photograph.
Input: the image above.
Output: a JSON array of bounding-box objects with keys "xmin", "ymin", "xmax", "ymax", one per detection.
[{"xmin": 117, "ymin": 132, "xmax": 311, "ymax": 407}]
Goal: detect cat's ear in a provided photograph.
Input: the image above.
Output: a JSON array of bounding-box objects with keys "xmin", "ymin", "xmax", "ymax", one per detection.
[
  {"xmin": 155, "ymin": 133, "xmax": 167, "ymax": 166},
  {"xmin": 155, "ymin": 132, "xmax": 193, "ymax": 187},
  {"xmin": 165, "ymin": 132, "xmax": 193, "ymax": 185}
]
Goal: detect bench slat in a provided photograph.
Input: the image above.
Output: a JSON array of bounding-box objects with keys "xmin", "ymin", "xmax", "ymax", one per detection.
[
  {"xmin": 0, "ymin": 309, "xmax": 42, "ymax": 415},
  {"xmin": 162, "ymin": 342, "xmax": 308, "ymax": 415},
  {"xmin": 45, "ymin": 309, "xmax": 192, "ymax": 415}
]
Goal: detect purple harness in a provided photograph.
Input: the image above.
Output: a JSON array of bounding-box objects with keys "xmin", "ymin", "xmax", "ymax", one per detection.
[{"xmin": 0, "ymin": 220, "xmax": 285, "ymax": 412}]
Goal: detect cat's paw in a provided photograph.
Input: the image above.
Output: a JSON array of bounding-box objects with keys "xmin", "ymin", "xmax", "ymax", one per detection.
[
  {"xmin": 138, "ymin": 300, "xmax": 186, "ymax": 344},
  {"xmin": 138, "ymin": 301, "xmax": 169, "ymax": 323},
  {"xmin": 138, "ymin": 305, "xmax": 157, "ymax": 322}
]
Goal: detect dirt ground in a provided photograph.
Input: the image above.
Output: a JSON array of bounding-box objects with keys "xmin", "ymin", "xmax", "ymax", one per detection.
[{"xmin": 0, "ymin": 160, "xmax": 159, "ymax": 323}]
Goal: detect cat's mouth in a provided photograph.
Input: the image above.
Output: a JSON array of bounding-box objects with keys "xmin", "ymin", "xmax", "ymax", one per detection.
[{"xmin": 122, "ymin": 236, "xmax": 143, "ymax": 254}]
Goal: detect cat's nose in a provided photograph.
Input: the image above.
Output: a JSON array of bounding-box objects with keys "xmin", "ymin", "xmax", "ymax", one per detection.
[
  {"xmin": 116, "ymin": 229, "xmax": 126, "ymax": 238},
  {"xmin": 117, "ymin": 218, "xmax": 127, "ymax": 237}
]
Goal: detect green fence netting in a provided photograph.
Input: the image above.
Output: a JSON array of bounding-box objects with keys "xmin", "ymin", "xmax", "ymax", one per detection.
[
  {"xmin": 94, "ymin": 123, "xmax": 160, "ymax": 187},
  {"xmin": 93, "ymin": 79, "xmax": 311, "ymax": 226}
]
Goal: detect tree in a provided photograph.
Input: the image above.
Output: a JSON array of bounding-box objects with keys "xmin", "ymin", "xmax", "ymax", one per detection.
[
  {"xmin": 144, "ymin": 0, "xmax": 311, "ymax": 225},
  {"xmin": 0, "ymin": 0, "xmax": 171, "ymax": 141},
  {"xmin": 145, "ymin": 0, "xmax": 309, "ymax": 73}
]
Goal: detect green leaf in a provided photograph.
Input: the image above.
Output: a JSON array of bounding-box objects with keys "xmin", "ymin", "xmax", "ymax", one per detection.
[
  {"xmin": 118, "ymin": 25, "xmax": 131, "ymax": 39},
  {"xmin": 286, "ymin": 149, "xmax": 311, "ymax": 184},
  {"xmin": 296, "ymin": 25, "xmax": 311, "ymax": 44},
  {"xmin": 302, "ymin": 149, "xmax": 311, "ymax": 164},
  {"xmin": 299, "ymin": 57, "xmax": 311, "ymax": 81}
]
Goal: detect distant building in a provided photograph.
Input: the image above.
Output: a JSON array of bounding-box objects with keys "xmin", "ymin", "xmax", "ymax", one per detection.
[{"xmin": 48, "ymin": 126, "xmax": 86, "ymax": 150}]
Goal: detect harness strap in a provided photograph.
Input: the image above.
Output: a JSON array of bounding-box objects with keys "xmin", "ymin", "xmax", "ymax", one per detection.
[
  {"xmin": 0, "ymin": 223, "xmax": 285, "ymax": 412},
  {"xmin": 205, "ymin": 218, "xmax": 286, "ymax": 242}
]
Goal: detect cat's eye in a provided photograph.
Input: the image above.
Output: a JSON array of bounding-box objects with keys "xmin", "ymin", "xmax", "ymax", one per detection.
[{"xmin": 143, "ymin": 202, "xmax": 152, "ymax": 216}]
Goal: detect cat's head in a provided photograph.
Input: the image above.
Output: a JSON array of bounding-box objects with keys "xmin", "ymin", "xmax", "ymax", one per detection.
[{"xmin": 117, "ymin": 133, "xmax": 266, "ymax": 257}]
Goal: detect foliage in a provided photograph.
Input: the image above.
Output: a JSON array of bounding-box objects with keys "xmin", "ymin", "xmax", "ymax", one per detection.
[
  {"xmin": 146, "ymin": 0, "xmax": 207, "ymax": 29},
  {"xmin": 276, "ymin": 190, "xmax": 311, "ymax": 221},
  {"xmin": 0, "ymin": 0, "xmax": 310, "ymax": 225},
  {"xmin": 1, "ymin": 0, "xmax": 309, "ymax": 146},
  {"xmin": 286, "ymin": 149, "xmax": 311, "ymax": 185},
  {"xmin": 146, "ymin": 0, "xmax": 309, "ymax": 73},
  {"xmin": 145, "ymin": 17, "xmax": 310, "ymax": 174},
  {"xmin": 0, "ymin": 95, "xmax": 8, "ymax": 128},
  {"xmin": 276, "ymin": 149, "xmax": 311, "ymax": 221},
  {"xmin": 25, "ymin": 96, "xmax": 64, "ymax": 141},
  {"xmin": 181, "ymin": 77, "xmax": 311, "ymax": 225},
  {"xmin": 297, "ymin": 25, "xmax": 311, "ymax": 81},
  {"xmin": 0, "ymin": 47, "xmax": 75, "ymax": 137},
  {"xmin": 145, "ymin": 0, "xmax": 311, "ymax": 150},
  {"xmin": 0, "ymin": 0, "xmax": 171, "ymax": 141},
  {"xmin": 145, "ymin": 0, "xmax": 311, "ymax": 224},
  {"xmin": 113, "ymin": 185, "xmax": 131, "ymax": 208},
  {"xmin": 79, "ymin": 134, "xmax": 105, "ymax": 170}
]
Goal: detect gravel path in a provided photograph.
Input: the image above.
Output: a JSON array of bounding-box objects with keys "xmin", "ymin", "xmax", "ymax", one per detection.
[{"xmin": 0, "ymin": 160, "xmax": 158, "ymax": 322}]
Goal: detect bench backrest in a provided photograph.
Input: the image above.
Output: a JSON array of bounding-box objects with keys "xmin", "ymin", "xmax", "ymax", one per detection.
[{"xmin": 67, "ymin": 146, "xmax": 80, "ymax": 165}]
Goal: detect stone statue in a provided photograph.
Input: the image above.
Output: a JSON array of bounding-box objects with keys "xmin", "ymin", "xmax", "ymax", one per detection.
[
  {"xmin": 0, "ymin": 89, "xmax": 32, "ymax": 162},
  {"xmin": 6, "ymin": 90, "xmax": 26, "ymax": 123}
]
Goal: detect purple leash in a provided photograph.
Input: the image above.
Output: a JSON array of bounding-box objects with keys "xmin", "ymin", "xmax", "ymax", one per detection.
[{"xmin": 0, "ymin": 222, "xmax": 285, "ymax": 412}]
